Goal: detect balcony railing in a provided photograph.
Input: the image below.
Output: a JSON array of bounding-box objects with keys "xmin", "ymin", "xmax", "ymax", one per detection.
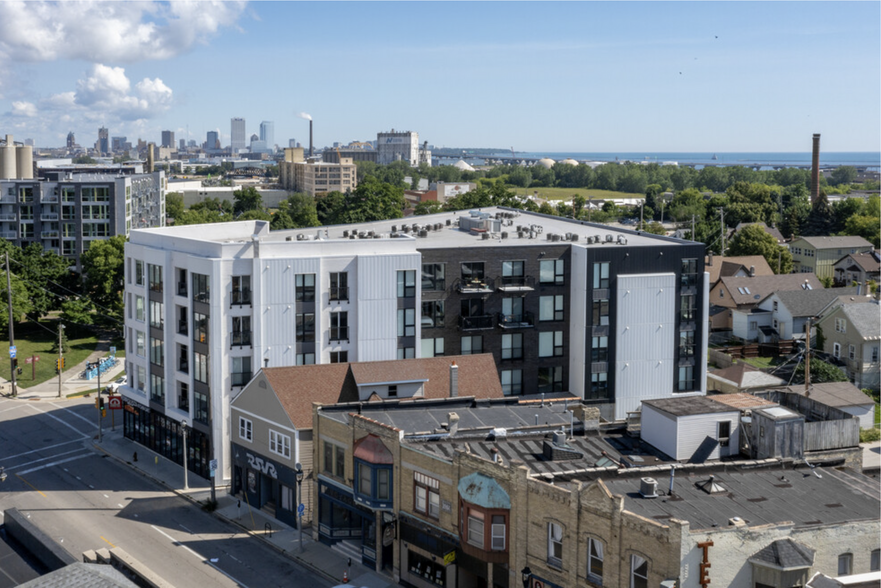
[
  {"xmin": 231, "ymin": 289, "xmax": 252, "ymax": 306},
  {"xmin": 230, "ymin": 330, "xmax": 252, "ymax": 347},
  {"xmin": 41, "ymin": 213, "xmax": 59, "ymax": 221},
  {"xmin": 41, "ymin": 195, "xmax": 59, "ymax": 203},
  {"xmin": 178, "ymin": 320, "xmax": 188, "ymax": 335},
  {"xmin": 0, "ymin": 231, "xmax": 18, "ymax": 239},
  {"xmin": 455, "ymin": 277, "xmax": 495, "ymax": 293},
  {"xmin": 459, "ymin": 315, "xmax": 494, "ymax": 331},
  {"xmin": 41, "ymin": 231, "xmax": 59, "ymax": 238},
  {"xmin": 177, "ymin": 282, "xmax": 187, "ymax": 297},
  {"xmin": 498, "ymin": 311, "xmax": 535, "ymax": 329},
  {"xmin": 193, "ymin": 290, "xmax": 209, "ymax": 303},
  {"xmin": 330, "ymin": 326, "xmax": 349, "ymax": 342},
  {"xmin": 497, "ymin": 275, "xmax": 535, "ymax": 291},
  {"xmin": 330, "ymin": 286, "xmax": 349, "ymax": 302},
  {"xmin": 0, "ymin": 214, "xmax": 17, "ymax": 221}
]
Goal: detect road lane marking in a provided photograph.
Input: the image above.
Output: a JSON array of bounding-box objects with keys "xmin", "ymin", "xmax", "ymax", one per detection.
[
  {"xmin": 1, "ymin": 438, "xmax": 86, "ymax": 462},
  {"xmin": 118, "ymin": 503, "xmax": 124, "ymax": 508},
  {"xmin": 7, "ymin": 448, "xmax": 90, "ymax": 472},
  {"xmin": 14, "ymin": 474, "xmax": 47, "ymax": 497},
  {"xmin": 100, "ymin": 536, "xmax": 116, "ymax": 548},
  {"xmin": 179, "ymin": 524, "xmax": 193, "ymax": 534},
  {"xmin": 27, "ymin": 404, "xmax": 91, "ymax": 437},
  {"xmin": 150, "ymin": 525, "xmax": 250, "ymax": 588},
  {"xmin": 103, "ymin": 494, "xmax": 109, "ymax": 498},
  {"xmin": 49, "ymin": 402, "xmax": 98, "ymax": 428},
  {"xmin": 16, "ymin": 454, "xmax": 91, "ymax": 475}
]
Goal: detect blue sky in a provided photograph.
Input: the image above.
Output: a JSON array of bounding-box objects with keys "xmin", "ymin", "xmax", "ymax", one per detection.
[{"xmin": 1, "ymin": 1, "xmax": 879, "ymax": 152}]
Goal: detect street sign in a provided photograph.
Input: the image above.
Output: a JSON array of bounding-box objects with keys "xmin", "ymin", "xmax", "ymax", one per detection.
[
  {"xmin": 9, "ymin": 346, "xmax": 15, "ymax": 358},
  {"xmin": 297, "ymin": 503, "xmax": 305, "ymax": 515},
  {"xmin": 444, "ymin": 550, "xmax": 456, "ymax": 565},
  {"xmin": 209, "ymin": 459, "xmax": 218, "ymax": 471},
  {"xmin": 107, "ymin": 396, "xmax": 123, "ymax": 410},
  {"xmin": 24, "ymin": 356, "xmax": 39, "ymax": 364},
  {"xmin": 110, "ymin": 346, "xmax": 117, "ymax": 354}
]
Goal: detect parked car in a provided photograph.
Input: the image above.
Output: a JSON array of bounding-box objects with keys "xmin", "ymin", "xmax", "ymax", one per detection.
[{"xmin": 108, "ymin": 375, "xmax": 126, "ymax": 393}]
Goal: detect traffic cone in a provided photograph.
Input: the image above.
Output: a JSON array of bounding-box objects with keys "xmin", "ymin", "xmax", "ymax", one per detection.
[{"xmin": 342, "ymin": 569, "xmax": 348, "ymax": 583}]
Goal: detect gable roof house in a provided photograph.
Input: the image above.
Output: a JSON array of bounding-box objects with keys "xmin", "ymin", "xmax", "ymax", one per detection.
[
  {"xmin": 705, "ymin": 253, "xmax": 775, "ymax": 287},
  {"xmin": 707, "ymin": 362, "xmax": 787, "ymax": 393},
  {"xmin": 711, "ymin": 273, "xmax": 823, "ymax": 331},
  {"xmin": 833, "ymin": 251, "xmax": 880, "ymax": 288},
  {"xmin": 789, "ymin": 236, "xmax": 874, "ymax": 280},
  {"xmin": 816, "ymin": 302, "xmax": 881, "ymax": 392}
]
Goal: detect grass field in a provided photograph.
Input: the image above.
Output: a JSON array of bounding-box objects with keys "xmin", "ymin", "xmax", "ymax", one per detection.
[
  {"xmin": 511, "ymin": 187, "xmax": 644, "ymax": 201},
  {"xmin": 2, "ymin": 322, "xmax": 102, "ymax": 388}
]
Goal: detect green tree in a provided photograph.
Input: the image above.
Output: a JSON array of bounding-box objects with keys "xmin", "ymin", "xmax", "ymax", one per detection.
[
  {"xmin": 507, "ymin": 167, "xmax": 532, "ymax": 188},
  {"xmin": 801, "ymin": 194, "xmax": 835, "ymax": 236},
  {"xmin": 794, "ymin": 358, "xmax": 847, "ymax": 385},
  {"xmin": 727, "ymin": 224, "xmax": 793, "ymax": 274},
  {"xmin": 843, "ymin": 215, "xmax": 881, "ymax": 248},
  {"xmin": 60, "ymin": 297, "xmax": 94, "ymax": 327},
  {"xmin": 81, "ymin": 236, "xmax": 127, "ymax": 326},
  {"xmin": 233, "ymin": 186, "xmax": 263, "ymax": 215},
  {"xmin": 0, "ymin": 270, "xmax": 33, "ymax": 337},
  {"xmin": 668, "ymin": 188, "xmax": 706, "ymax": 223},
  {"xmin": 236, "ymin": 209, "xmax": 272, "ymax": 222},
  {"xmin": 829, "ymin": 166, "xmax": 857, "ymax": 186},
  {"xmin": 572, "ymin": 195, "xmax": 586, "ymax": 218},
  {"xmin": 165, "ymin": 192, "xmax": 185, "ymax": 220},
  {"xmin": 347, "ymin": 177, "xmax": 405, "ymax": 222},
  {"xmin": 832, "ymin": 198, "xmax": 865, "ymax": 233},
  {"xmin": 413, "ymin": 201, "xmax": 444, "ymax": 216},
  {"xmin": 277, "ymin": 193, "xmax": 320, "ymax": 228},
  {"xmin": 315, "ymin": 191, "xmax": 348, "ymax": 225},
  {"xmin": 644, "ymin": 221, "xmax": 667, "ymax": 235}
]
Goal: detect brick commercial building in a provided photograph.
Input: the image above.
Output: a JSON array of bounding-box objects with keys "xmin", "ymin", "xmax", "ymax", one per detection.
[{"xmin": 278, "ymin": 147, "xmax": 357, "ymax": 197}]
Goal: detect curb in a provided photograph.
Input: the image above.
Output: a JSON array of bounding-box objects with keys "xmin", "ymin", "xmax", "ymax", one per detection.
[{"xmin": 90, "ymin": 440, "xmax": 340, "ymax": 585}]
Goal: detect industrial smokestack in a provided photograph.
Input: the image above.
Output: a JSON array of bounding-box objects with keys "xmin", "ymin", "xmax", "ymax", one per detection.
[
  {"xmin": 811, "ymin": 134, "xmax": 821, "ymax": 203},
  {"xmin": 147, "ymin": 142, "xmax": 155, "ymax": 173},
  {"xmin": 309, "ymin": 120, "xmax": 313, "ymax": 158}
]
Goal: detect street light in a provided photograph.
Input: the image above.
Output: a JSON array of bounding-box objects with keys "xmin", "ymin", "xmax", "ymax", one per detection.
[
  {"xmin": 521, "ymin": 565, "xmax": 532, "ymax": 588},
  {"xmin": 181, "ymin": 419, "xmax": 189, "ymax": 491},
  {"xmin": 295, "ymin": 462, "xmax": 304, "ymax": 552}
]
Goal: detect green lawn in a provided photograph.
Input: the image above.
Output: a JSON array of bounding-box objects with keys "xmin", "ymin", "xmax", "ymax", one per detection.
[
  {"xmin": 513, "ymin": 187, "xmax": 644, "ymax": 201},
  {"xmin": 741, "ymin": 357, "xmax": 780, "ymax": 370},
  {"xmin": 2, "ymin": 322, "xmax": 100, "ymax": 388}
]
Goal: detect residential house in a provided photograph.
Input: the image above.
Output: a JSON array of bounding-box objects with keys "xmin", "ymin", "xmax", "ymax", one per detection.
[
  {"xmin": 734, "ymin": 221, "xmax": 787, "ymax": 245},
  {"xmin": 789, "ymin": 236, "xmax": 874, "ymax": 280},
  {"xmin": 707, "ymin": 363, "xmax": 786, "ymax": 393},
  {"xmin": 710, "ymin": 274, "xmax": 822, "ymax": 331},
  {"xmin": 833, "ymin": 252, "xmax": 880, "ymax": 288},
  {"xmin": 816, "ymin": 303, "xmax": 881, "ymax": 392},
  {"xmin": 705, "ymin": 253, "xmax": 774, "ymax": 288}
]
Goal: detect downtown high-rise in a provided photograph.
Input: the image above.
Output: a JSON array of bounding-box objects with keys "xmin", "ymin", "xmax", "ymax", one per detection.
[{"xmin": 230, "ymin": 118, "xmax": 246, "ymax": 152}]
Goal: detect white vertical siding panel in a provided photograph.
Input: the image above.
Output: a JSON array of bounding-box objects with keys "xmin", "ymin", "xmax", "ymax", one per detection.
[
  {"xmin": 641, "ymin": 406, "xmax": 678, "ymax": 459},
  {"xmin": 615, "ymin": 274, "xmax": 676, "ymax": 420},
  {"xmin": 356, "ymin": 254, "xmax": 421, "ymax": 362},
  {"xmin": 699, "ymin": 271, "xmax": 710, "ymax": 394},
  {"xmin": 677, "ymin": 412, "xmax": 740, "ymax": 461},
  {"xmin": 569, "ymin": 246, "xmax": 588, "ymax": 398}
]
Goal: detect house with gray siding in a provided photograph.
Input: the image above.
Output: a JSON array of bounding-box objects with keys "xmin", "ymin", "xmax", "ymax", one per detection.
[{"xmin": 816, "ymin": 302, "xmax": 881, "ymax": 392}]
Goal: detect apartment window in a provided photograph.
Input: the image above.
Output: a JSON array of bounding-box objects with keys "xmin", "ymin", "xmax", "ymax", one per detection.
[
  {"xmin": 231, "ymin": 356, "xmax": 251, "ymax": 386},
  {"xmin": 194, "ymin": 387, "xmax": 209, "ymax": 423},
  {"xmin": 397, "ymin": 347, "xmax": 416, "ymax": 360},
  {"xmin": 491, "ymin": 515, "xmax": 506, "ymax": 550},
  {"xmin": 269, "ymin": 430, "xmax": 291, "ymax": 459},
  {"xmin": 461, "ymin": 262, "xmax": 485, "ymax": 282},
  {"xmin": 422, "ymin": 338, "xmax": 445, "ymax": 358},
  {"xmin": 194, "ymin": 352, "xmax": 208, "ymax": 384},
  {"xmin": 538, "ymin": 366, "xmax": 563, "ymax": 393},
  {"xmin": 192, "ymin": 273, "xmax": 209, "ymax": 302},
  {"xmin": 835, "ymin": 318, "xmax": 846, "ymax": 333},
  {"xmin": 539, "ymin": 331, "xmax": 563, "ymax": 357},
  {"xmin": 150, "ymin": 374, "xmax": 164, "ymax": 404},
  {"xmin": 330, "ymin": 272, "xmax": 348, "ymax": 301},
  {"xmin": 397, "ymin": 308, "xmax": 416, "ymax": 337},
  {"xmin": 773, "ymin": 300, "xmax": 779, "ymax": 311},
  {"xmin": 193, "ymin": 312, "xmax": 208, "ymax": 344},
  {"xmin": 548, "ymin": 522, "xmax": 563, "ymax": 568},
  {"xmin": 323, "ymin": 442, "xmax": 345, "ymax": 478},
  {"xmin": 467, "ymin": 510, "xmax": 484, "ymax": 547},
  {"xmin": 297, "ymin": 353, "xmax": 315, "ymax": 366},
  {"xmin": 422, "ymin": 263, "xmax": 445, "ymax": 291},
  {"xmin": 136, "ymin": 331, "xmax": 146, "ymax": 357},
  {"xmin": 422, "ymin": 300, "xmax": 445, "ymax": 328},
  {"xmin": 833, "ymin": 342, "xmax": 841, "ymax": 359},
  {"xmin": 592, "ymin": 299, "xmax": 610, "ymax": 326},
  {"xmin": 631, "ymin": 555, "xmax": 649, "ymax": 588},
  {"xmin": 239, "ymin": 417, "xmax": 253, "ymax": 442},
  {"xmin": 356, "ymin": 461, "xmax": 392, "ymax": 502},
  {"xmin": 414, "ymin": 472, "xmax": 440, "ymax": 519},
  {"xmin": 177, "ymin": 306, "xmax": 188, "ymax": 335},
  {"xmin": 137, "ymin": 365, "xmax": 146, "ymax": 391},
  {"xmin": 296, "ymin": 313, "xmax": 315, "ymax": 342},
  {"xmin": 232, "ymin": 275, "xmax": 251, "ymax": 305},
  {"xmin": 296, "ymin": 273, "xmax": 315, "ymax": 302},
  {"xmin": 135, "ymin": 260, "xmax": 144, "ymax": 286},
  {"xmin": 135, "ymin": 295, "xmax": 145, "ymax": 321},
  {"xmin": 397, "ymin": 270, "xmax": 416, "ymax": 298},
  {"xmin": 587, "ymin": 538, "xmax": 604, "ymax": 584},
  {"xmin": 501, "ymin": 260, "xmax": 525, "ymax": 287},
  {"xmin": 330, "ymin": 311, "xmax": 349, "ymax": 341},
  {"xmin": 872, "ymin": 347, "xmax": 879, "ymax": 363},
  {"xmin": 178, "ymin": 381, "xmax": 189, "ymax": 412},
  {"xmin": 539, "ymin": 295, "xmax": 564, "ymax": 321},
  {"xmin": 678, "ymin": 365, "xmax": 695, "ymax": 391},
  {"xmin": 461, "ymin": 335, "xmax": 482, "ymax": 355},
  {"xmin": 501, "ymin": 297, "xmax": 524, "ymax": 321},
  {"xmin": 681, "ymin": 258, "xmax": 699, "ymax": 288},
  {"xmin": 592, "ymin": 336, "xmax": 609, "ymax": 362},
  {"xmin": 501, "ymin": 333, "xmax": 523, "ymax": 360},
  {"xmin": 592, "ymin": 262, "xmax": 610, "ymax": 289},
  {"xmin": 232, "ymin": 316, "xmax": 251, "ymax": 347},
  {"xmin": 679, "ymin": 331, "xmax": 695, "ymax": 357},
  {"xmin": 540, "ymin": 259, "xmax": 565, "ymax": 285},
  {"xmin": 178, "ymin": 344, "xmax": 189, "ymax": 373},
  {"xmin": 330, "ymin": 351, "xmax": 348, "ymax": 364},
  {"xmin": 150, "ymin": 300, "xmax": 164, "ymax": 329},
  {"xmin": 848, "ymin": 344, "xmax": 856, "ymax": 360},
  {"xmin": 501, "ymin": 369, "xmax": 522, "ymax": 396},
  {"xmin": 177, "ymin": 268, "xmax": 187, "ymax": 296},
  {"xmin": 150, "ymin": 337, "xmax": 164, "ymax": 366},
  {"xmin": 838, "ymin": 553, "xmax": 853, "ymax": 576},
  {"xmin": 590, "ymin": 372, "xmax": 609, "ymax": 399},
  {"xmin": 681, "ymin": 294, "xmax": 696, "ymax": 321},
  {"xmin": 148, "ymin": 264, "xmax": 163, "ymax": 292}
]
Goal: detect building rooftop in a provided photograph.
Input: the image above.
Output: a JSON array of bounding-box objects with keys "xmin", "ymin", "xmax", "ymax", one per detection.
[
  {"xmin": 834, "ymin": 251, "xmax": 881, "ymax": 274},
  {"xmin": 780, "ymin": 382, "xmax": 875, "ymax": 408},
  {"xmin": 707, "ymin": 364, "xmax": 786, "ymax": 390},
  {"xmin": 774, "ymin": 287, "xmax": 862, "ymax": 318},
  {"xmin": 718, "ymin": 274, "xmax": 823, "ymax": 306},
  {"xmin": 708, "ymin": 392, "xmax": 778, "ymax": 410},
  {"xmin": 794, "ymin": 235, "xmax": 874, "ymax": 250},
  {"xmin": 705, "ymin": 254, "xmax": 774, "ymax": 285},
  {"xmin": 603, "ymin": 465, "xmax": 879, "ymax": 531},
  {"xmin": 840, "ymin": 301, "xmax": 881, "ymax": 340},
  {"xmin": 749, "ymin": 538, "xmax": 815, "ymax": 569},
  {"xmin": 642, "ymin": 396, "xmax": 738, "ymax": 417}
]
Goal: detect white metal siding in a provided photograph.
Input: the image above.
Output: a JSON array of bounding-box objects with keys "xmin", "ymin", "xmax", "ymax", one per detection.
[
  {"xmin": 356, "ymin": 254, "xmax": 421, "ymax": 361},
  {"xmin": 569, "ymin": 246, "xmax": 589, "ymax": 398},
  {"xmin": 699, "ymin": 271, "xmax": 710, "ymax": 395},
  {"xmin": 641, "ymin": 405, "xmax": 678, "ymax": 459},
  {"xmin": 676, "ymin": 411, "xmax": 740, "ymax": 461},
  {"xmin": 614, "ymin": 273, "xmax": 676, "ymax": 420}
]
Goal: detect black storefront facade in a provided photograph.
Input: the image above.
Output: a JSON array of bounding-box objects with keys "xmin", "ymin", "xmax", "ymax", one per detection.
[
  {"xmin": 317, "ymin": 475, "xmax": 382, "ymax": 567},
  {"xmin": 122, "ymin": 399, "xmax": 211, "ymax": 480},
  {"xmin": 230, "ymin": 441, "xmax": 301, "ymax": 528},
  {"xmin": 400, "ymin": 512, "xmax": 460, "ymax": 588}
]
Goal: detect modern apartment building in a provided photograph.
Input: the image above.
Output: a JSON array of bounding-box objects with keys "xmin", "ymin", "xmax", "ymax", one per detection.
[
  {"xmin": 230, "ymin": 117, "xmax": 246, "ymax": 152},
  {"xmin": 1, "ymin": 168, "xmax": 165, "ymax": 269},
  {"xmin": 121, "ymin": 207, "xmax": 708, "ymax": 482},
  {"xmin": 278, "ymin": 148, "xmax": 357, "ymax": 197}
]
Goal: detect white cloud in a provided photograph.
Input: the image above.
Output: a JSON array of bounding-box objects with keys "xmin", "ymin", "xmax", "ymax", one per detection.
[
  {"xmin": 62, "ymin": 64, "xmax": 174, "ymax": 121},
  {"xmin": 0, "ymin": 1, "xmax": 247, "ymax": 63},
  {"xmin": 11, "ymin": 101, "xmax": 37, "ymax": 117}
]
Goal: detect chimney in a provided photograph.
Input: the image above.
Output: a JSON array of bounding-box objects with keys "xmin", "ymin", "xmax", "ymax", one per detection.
[
  {"xmin": 449, "ymin": 361, "xmax": 459, "ymax": 397},
  {"xmin": 749, "ymin": 265, "xmax": 756, "ymax": 277},
  {"xmin": 448, "ymin": 412, "xmax": 459, "ymax": 436},
  {"xmin": 147, "ymin": 142, "xmax": 155, "ymax": 173},
  {"xmin": 708, "ymin": 251, "xmax": 714, "ymax": 267},
  {"xmin": 309, "ymin": 120, "xmax": 313, "ymax": 158},
  {"xmin": 810, "ymin": 133, "xmax": 821, "ymax": 204}
]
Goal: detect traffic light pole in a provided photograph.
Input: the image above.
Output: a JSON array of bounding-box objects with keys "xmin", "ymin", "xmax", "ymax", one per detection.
[
  {"xmin": 57, "ymin": 325, "xmax": 64, "ymax": 398},
  {"xmin": 6, "ymin": 252, "xmax": 16, "ymax": 398}
]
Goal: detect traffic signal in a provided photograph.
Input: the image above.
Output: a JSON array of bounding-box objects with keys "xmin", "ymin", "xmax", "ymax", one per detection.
[
  {"xmin": 98, "ymin": 396, "xmax": 105, "ymax": 410},
  {"xmin": 56, "ymin": 359, "xmax": 61, "ymax": 373},
  {"xmin": 101, "ymin": 409, "xmax": 106, "ymax": 418}
]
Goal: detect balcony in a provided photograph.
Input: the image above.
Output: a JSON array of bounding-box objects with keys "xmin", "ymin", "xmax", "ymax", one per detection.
[
  {"xmin": 42, "ymin": 195, "xmax": 59, "ymax": 203},
  {"xmin": 330, "ymin": 326, "xmax": 349, "ymax": 342},
  {"xmin": 177, "ymin": 281, "xmax": 187, "ymax": 297},
  {"xmin": 231, "ymin": 289, "xmax": 252, "ymax": 306},
  {"xmin": 455, "ymin": 277, "xmax": 495, "ymax": 293},
  {"xmin": 0, "ymin": 214, "xmax": 17, "ymax": 221},
  {"xmin": 330, "ymin": 286, "xmax": 349, "ymax": 302},
  {"xmin": 459, "ymin": 315, "xmax": 495, "ymax": 331},
  {"xmin": 0, "ymin": 231, "xmax": 18, "ymax": 239},
  {"xmin": 40, "ymin": 230, "xmax": 60, "ymax": 239},
  {"xmin": 178, "ymin": 320, "xmax": 188, "ymax": 336},
  {"xmin": 230, "ymin": 330, "xmax": 252, "ymax": 347},
  {"xmin": 497, "ymin": 275, "xmax": 535, "ymax": 291},
  {"xmin": 498, "ymin": 311, "xmax": 535, "ymax": 329},
  {"xmin": 41, "ymin": 213, "xmax": 59, "ymax": 221}
]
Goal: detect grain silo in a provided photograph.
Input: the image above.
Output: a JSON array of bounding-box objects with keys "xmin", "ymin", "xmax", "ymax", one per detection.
[
  {"xmin": 15, "ymin": 144, "xmax": 33, "ymax": 179},
  {"xmin": 0, "ymin": 135, "xmax": 16, "ymax": 179}
]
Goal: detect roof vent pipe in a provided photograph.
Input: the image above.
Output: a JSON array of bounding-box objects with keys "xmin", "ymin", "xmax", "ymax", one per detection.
[
  {"xmin": 668, "ymin": 465, "xmax": 676, "ymax": 496},
  {"xmin": 749, "ymin": 265, "xmax": 756, "ymax": 277},
  {"xmin": 448, "ymin": 412, "xmax": 459, "ymax": 436},
  {"xmin": 491, "ymin": 447, "xmax": 500, "ymax": 463},
  {"xmin": 450, "ymin": 361, "xmax": 459, "ymax": 397}
]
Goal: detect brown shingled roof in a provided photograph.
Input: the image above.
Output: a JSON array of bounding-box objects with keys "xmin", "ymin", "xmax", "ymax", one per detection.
[
  {"xmin": 705, "ymin": 255, "xmax": 774, "ymax": 285},
  {"xmin": 717, "ymin": 273, "xmax": 823, "ymax": 306},
  {"xmin": 262, "ymin": 354, "xmax": 503, "ymax": 429}
]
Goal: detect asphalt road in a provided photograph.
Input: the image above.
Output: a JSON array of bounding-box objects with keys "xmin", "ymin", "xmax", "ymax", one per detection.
[{"xmin": 0, "ymin": 396, "xmax": 333, "ymax": 588}]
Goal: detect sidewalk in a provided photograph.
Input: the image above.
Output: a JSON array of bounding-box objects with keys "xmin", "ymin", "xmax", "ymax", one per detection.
[{"xmin": 94, "ymin": 429, "xmax": 397, "ymax": 588}]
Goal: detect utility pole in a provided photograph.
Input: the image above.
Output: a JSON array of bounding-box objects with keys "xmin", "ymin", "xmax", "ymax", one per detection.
[
  {"xmin": 692, "ymin": 215, "xmax": 696, "ymax": 241},
  {"xmin": 57, "ymin": 324, "xmax": 64, "ymax": 398},
  {"xmin": 6, "ymin": 252, "xmax": 16, "ymax": 398},
  {"xmin": 804, "ymin": 317, "xmax": 812, "ymax": 394},
  {"xmin": 640, "ymin": 202, "xmax": 644, "ymax": 231},
  {"xmin": 718, "ymin": 208, "xmax": 726, "ymax": 255}
]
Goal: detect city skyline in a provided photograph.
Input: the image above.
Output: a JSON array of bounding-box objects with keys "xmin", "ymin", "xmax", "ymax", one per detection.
[{"xmin": 0, "ymin": 1, "xmax": 878, "ymax": 152}]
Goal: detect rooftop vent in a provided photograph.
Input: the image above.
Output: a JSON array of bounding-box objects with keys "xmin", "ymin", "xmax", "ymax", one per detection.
[
  {"xmin": 728, "ymin": 517, "xmax": 746, "ymax": 527},
  {"xmin": 570, "ymin": 234, "xmax": 579, "ymax": 242},
  {"xmin": 605, "ymin": 234, "xmax": 614, "ymax": 243},
  {"xmin": 639, "ymin": 477, "xmax": 659, "ymax": 498},
  {"xmin": 697, "ymin": 475, "xmax": 727, "ymax": 494}
]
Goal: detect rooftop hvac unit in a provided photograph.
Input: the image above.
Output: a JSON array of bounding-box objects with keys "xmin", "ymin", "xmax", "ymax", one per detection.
[
  {"xmin": 618, "ymin": 235, "xmax": 628, "ymax": 245},
  {"xmin": 374, "ymin": 234, "xmax": 381, "ymax": 239},
  {"xmin": 605, "ymin": 234, "xmax": 614, "ymax": 243},
  {"xmin": 552, "ymin": 234, "xmax": 561, "ymax": 242},
  {"xmin": 296, "ymin": 234, "xmax": 305, "ymax": 241},
  {"xmin": 570, "ymin": 234, "xmax": 579, "ymax": 242},
  {"xmin": 639, "ymin": 477, "xmax": 658, "ymax": 498},
  {"xmin": 435, "ymin": 223, "xmax": 442, "ymax": 230},
  {"xmin": 530, "ymin": 231, "xmax": 536, "ymax": 239},
  {"xmin": 402, "ymin": 226, "xmax": 410, "ymax": 233},
  {"xmin": 481, "ymin": 232, "xmax": 490, "ymax": 240},
  {"xmin": 349, "ymin": 234, "xmax": 356, "ymax": 239},
  {"xmin": 547, "ymin": 233, "xmax": 554, "ymax": 241},
  {"xmin": 368, "ymin": 230, "xmax": 375, "ymax": 237},
  {"xmin": 446, "ymin": 219, "xmax": 452, "ymax": 226},
  {"xmin": 412, "ymin": 223, "xmax": 419, "ymax": 230},
  {"xmin": 501, "ymin": 232, "xmax": 508, "ymax": 239},
  {"xmin": 286, "ymin": 236, "xmax": 293, "ymax": 242},
  {"xmin": 419, "ymin": 230, "xmax": 428, "ymax": 237},
  {"xmin": 391, "ymin": 225, "xmax": 397, "ymax": 232}
]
